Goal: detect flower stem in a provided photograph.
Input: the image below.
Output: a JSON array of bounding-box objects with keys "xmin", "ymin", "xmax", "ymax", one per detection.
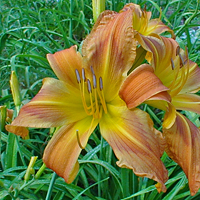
[
  {"xmin": 35, "ymin": 163, "xmax": 46, "ymax": 179},
  {"xmin": 45, "ymin": 172, "xmax": 58, "ymax": 200}
]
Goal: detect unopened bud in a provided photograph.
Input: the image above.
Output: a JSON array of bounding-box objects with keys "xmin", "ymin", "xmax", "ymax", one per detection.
[
  {"xmin": 24, "ymin": 156, "xmax": 38, "ymax": 181},
  {"xmin": 10, "ymin": 71, "xmax": 21, "ymax": 107},
  {"xmin": 92, "ymin": 0, "xmax": 105, "ymax": 22}
]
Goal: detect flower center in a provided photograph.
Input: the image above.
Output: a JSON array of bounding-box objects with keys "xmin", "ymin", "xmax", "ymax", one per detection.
[{"xmin": 75, "ymin": 66, "xmax": 107, "ymax": 119}]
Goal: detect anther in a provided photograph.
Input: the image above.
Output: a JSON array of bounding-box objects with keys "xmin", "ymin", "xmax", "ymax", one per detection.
[
  {"xmin": 179, "ymin": 53, "xmax": 184, "ymax": 67},
  {"xmin": 99, "ymin": 77, "xmax": 103, "ymax": 91},
  {"xmin": 90, "ymin": 66, "xmax": 95, "ymax": 75},
  {"xmin": 176, "ymin": 46, "xmax": 180, "ymax": 56},
  {"xmin": 75, "ymin": 69, "xmax": 81, "ymax": 83},
  {"xmin": 82, "ymin": 68, "xmax": 86, "ymax": 82},
  {"xmin": 93, "ymin": 74, "xmax": 97, "ymax": 88},
  {"xmin": 87, "ymin": 79, "xmax": 92, "ymax": 93},
  {"xmin": 171, "ymin": 58, "xmax": 175, "ymax": 70}
]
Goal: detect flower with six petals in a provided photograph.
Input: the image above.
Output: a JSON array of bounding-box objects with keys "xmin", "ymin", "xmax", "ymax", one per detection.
[{"xmin": 6, "ymin": 5, "xmax": 172, "ymax": 192}]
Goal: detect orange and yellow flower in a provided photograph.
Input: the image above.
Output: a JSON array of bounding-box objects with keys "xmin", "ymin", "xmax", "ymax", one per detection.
[
  {"xmin": 6, "ymin": 4, "xmax": 172, "ymax": 192},
  {"xmin": 120, "ymin": 34, "xmax": 200, "ymax": 195}
]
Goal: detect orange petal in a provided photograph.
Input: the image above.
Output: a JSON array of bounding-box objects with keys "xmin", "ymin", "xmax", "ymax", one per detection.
[
  {"xmin": 82, "ymin": 6, "xmax": 136, "ymax": 101},
  {"xmin": 43, "ymin": 116, "xmax": 99, "ymax": 183},
  {"xmin": 119, "ymin": 64, "xmax": 169, "ymax": 109},
  {"xmin": 11, "ymin": 78, "xmax": 86, "ymax": 128},
  {"xmin": 172, "ymin": 94, "xmax": 200, "ymax": 115},
  {"xmin": 47, "ymin": 46, "xmax": 83, "ymax": 88},
  {"xmin": 164, "ymin": 112, "xmax": 200, "ymax": 196},
  {"xmin": 5, "ymin": 125, "xmax": 29, "ymax": 138},
  {"xmin": 100, "ymin": 105, "xmax": 168, "ymax": 192}
]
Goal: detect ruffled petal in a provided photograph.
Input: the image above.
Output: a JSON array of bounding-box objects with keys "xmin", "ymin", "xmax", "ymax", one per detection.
[
  {"xmin": 11, "ymin": 78, "xmax": 86, "ymax": 128},
  {"xmin": 82, "ymin": 5, "xmax": 136, "ymax": 102},
  {"xmin": 47, "ymin": 46, "xmax": 83, "ymax": 88},
  {"xmin": 172, "ymin": 94, "xmax": 200, "ymax": 115},
  {"xmin": 100, "ymin": 105, "xmax": 168, "ymax": 192},
  {"xmin": 43, "ymin": 116, "xmax": 99, "ymax": 183},
  {"xmin": 164, "ymin": 112, "xmax": 200, "ymax": 196},
  {"xmin": 119, "ymin": 64, "xmax": 169, "ymax": 109}
]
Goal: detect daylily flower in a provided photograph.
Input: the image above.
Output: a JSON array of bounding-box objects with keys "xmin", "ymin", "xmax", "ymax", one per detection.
[
  {"xmin": 120, "ymin": 35, "xmax": 200, "ymax": 195},
  {"xmin": 6, "ymin": 5, "xmax": 171, "ymax": 192}
]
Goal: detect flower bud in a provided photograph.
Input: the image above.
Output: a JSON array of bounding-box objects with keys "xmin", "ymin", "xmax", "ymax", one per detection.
[
  {"xmin": 10, "ymin": 71, "xmax": 21, "ymax": 107},
  {"xmin": 92, "ymin": 0, "xmax": 105, "ymax": 22}
]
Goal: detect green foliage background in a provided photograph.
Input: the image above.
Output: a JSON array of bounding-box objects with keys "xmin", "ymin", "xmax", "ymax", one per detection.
[{"xmin": 0, "ymin": 0, "xmax": 200, "ymax": 199}]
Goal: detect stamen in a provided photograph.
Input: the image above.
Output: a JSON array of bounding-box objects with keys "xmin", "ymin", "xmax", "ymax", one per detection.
[
  {"xmin": 87, "ymin": 79, "xmax": 92, "ymax": 93},
  {"xmin": 82, "ymin": 68, "xmax": 86, "ymax": 82},
  {"xmin": 93, "ymin": 74, "xmax": 97, "ymax": 88},
  {"xmin": 179, "ymin": 53, "xmax": 184, "ymax": 67},
  {"xmin": 75, "ymin": 69, "xmax": 81, "ymax": 83},
  {"xmin": 98, "ymin": 77, "xmax": 107, "ymax": 114},
  {"xmin": 78, "ymin": 82, "xmax": 91, "ymax": 115},
  {"xmin": 99, "ymin": 77, "xmax": 103, "ymax": 91},
  {"xmin": 90, "ymin": 66, "xmax": 95, "ymax": 75},
  {"xmin": 94, "ymin": 87, "xmax": 100, "ymax": 118},
  {"xmin": 76, "ymin": 130, "xmax": 85, "ymax": 149},
  {"xmin": 89, "ymin": 92, "xmax": 94, "ymax": 115},
  {"xmin": 176, "ymin": 46, "xmax": 180, "ymax": 56},
  {"xmin": 171, "ymin": 58, "xmax": 175, "ymax": 70},
  {"xmin": 98, "ymin": 90, "xmax": 107, "ymax": 114}
]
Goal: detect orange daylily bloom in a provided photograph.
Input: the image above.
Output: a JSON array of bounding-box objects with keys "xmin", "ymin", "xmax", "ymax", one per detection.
[
  {"xmin": 120, "ymin": 35, "xmax": 200, "ymax": 195},
  {"xmin": 6, "ymin": 5, "xmax": 170, "ymax": 192}
]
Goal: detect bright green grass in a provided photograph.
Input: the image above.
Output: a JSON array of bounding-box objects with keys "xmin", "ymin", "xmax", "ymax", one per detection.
[{"xmin": 0, "ymin": 0, "xmax": 200, "ymax": 199}]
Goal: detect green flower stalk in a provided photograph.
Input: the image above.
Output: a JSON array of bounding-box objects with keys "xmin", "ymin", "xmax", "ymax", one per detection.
[
  {"xmin": 35, "ymin": 163, "xmax": 47, "ymax": 179},
  {"xmin": 92, "ymin": 0, "xmax": 105, "ymax": 22}
]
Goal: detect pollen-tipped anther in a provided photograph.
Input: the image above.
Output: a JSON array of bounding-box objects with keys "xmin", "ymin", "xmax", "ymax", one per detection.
[
  {"xmin": 179, "ymin": 53, "xmax": 184, "ymax": 67},
  {"xmin": 93, "ymin": 74, "xmax": 97, "ymax": 88},
  {"xmin": 99, "ymin": 77, "xmax": 103, "ymax": 91},
  {"xmin": 176, "ymin": 46, "xmax": 180, "ymax": 56},
  {"xmin": 171, "ymin": 58, "xmax": 175, "ymax": 70},
  {"xmin": 75, "ymin": 69, "xmax": 81, "ymax": 83},
  {"xmin": 90, "ymin": 66, "xmax": 95, "ymax": 75},
  {"xmin": 87, "ymin": 79, "xmax": 92, "ymax": 93},
  {"xmin": 82, "ymin": 68, "xmax": 86, "ymax": 82}
]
